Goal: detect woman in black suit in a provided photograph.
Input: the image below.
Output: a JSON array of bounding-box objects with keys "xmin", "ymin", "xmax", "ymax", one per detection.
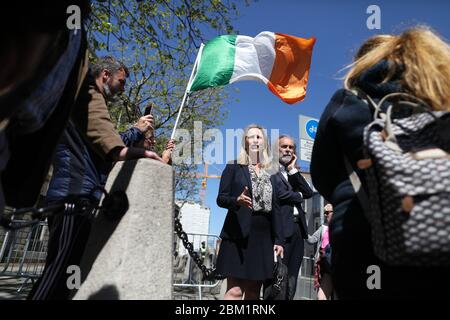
[{"xmin": 216, "ymin": 124, "xmax": 284, "ymax": 300}]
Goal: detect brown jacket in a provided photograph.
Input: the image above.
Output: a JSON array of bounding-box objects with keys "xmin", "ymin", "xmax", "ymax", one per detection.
[{"xmin": 71, "ymin": 74, "xmax": 125, "ymax": 160}]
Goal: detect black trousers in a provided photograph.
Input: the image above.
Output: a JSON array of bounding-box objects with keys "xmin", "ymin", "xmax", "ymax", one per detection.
[
  {"xmin": 283, "ymin": 222, "xmax": 305, "ymax": 300},
  {"xmin": 27, "ymin": 202, "xmax": 95, "ymax": 300}
]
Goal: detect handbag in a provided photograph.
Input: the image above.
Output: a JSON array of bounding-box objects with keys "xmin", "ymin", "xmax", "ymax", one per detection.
[{"xmin": 263, "ymin": 259, "xmax": 288, "ymax": 300}]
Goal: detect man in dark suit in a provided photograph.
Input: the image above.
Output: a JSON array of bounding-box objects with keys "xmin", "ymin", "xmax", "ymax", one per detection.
[{"xmin": 272, "ymin": 135, "xmax": 313, "ymax": 299}]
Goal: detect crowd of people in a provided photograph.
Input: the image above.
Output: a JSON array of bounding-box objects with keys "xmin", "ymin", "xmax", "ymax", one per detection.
[
  {"xmin": 215, "ymin": 26, "xmax": 450, "ymax": 300},
  {"xmin": 0, "ymin": 1, "xmax": 449, "ymax": 301}
]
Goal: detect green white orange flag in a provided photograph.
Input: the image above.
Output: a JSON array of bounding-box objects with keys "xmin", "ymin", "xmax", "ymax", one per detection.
[{"xmin": 189, "ymin": 31, "xmax": 316, "ymax": 104}]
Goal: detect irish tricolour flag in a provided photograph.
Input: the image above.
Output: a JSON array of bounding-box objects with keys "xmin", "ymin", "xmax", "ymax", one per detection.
[{"xmin": 189, "ymin": 31, "xmax": 316, "ymax": 104}]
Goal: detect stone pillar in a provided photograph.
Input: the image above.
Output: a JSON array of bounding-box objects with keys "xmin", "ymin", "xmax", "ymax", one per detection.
[{"xmin": 73, "ymin": 159, "xmax": 173, "ymax": 300}]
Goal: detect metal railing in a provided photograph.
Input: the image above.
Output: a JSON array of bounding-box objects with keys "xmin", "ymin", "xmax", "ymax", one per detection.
[
  {"xmin": 172, "ymin": 231, "xmax": 317, "ymax": 300},
  {"xmin": 296, "ymin": 256, "xmax": 317, "ymax": 300},
  {"xmin": 0, "ymin": 220, "xmax": 49, "ymax": 293},
  {"xmin": 173, "ymin": 232, "xmax": 222, "ymax": 300}
]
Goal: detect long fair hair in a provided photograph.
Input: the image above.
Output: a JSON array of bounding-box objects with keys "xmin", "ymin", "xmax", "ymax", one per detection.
[
  {"xmin": 237, "ymin": 124, "xmax": 271, "ymax": 168},
  {"xmin": 344, "ymin": 26, "xmax": 450, "ymax": 111}
]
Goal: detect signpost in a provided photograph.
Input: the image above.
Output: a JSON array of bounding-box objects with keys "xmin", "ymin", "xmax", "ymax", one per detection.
[
  {"xmin": 298, "ymin": 115, "xmax": 322, "ymax": 238},
  {"xmin": 299, "ymin": 115, "xmax": 319, "ymax": 162}
]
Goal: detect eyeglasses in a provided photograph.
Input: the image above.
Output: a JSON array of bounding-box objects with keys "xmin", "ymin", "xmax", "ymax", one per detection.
[{"xmin": 324, "ymin": 211, "xmax": 333, "ymax": 216}]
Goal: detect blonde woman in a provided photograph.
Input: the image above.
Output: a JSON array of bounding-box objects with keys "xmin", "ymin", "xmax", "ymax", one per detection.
[
  {"xmin": 311, "ymin": 26, "xmax": 450, "ymax": 299},
  {"xmin": 216, "ymin": 124, "xmax": 284, "ymax": 300}
]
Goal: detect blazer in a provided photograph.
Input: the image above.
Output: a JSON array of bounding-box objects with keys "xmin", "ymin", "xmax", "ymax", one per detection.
[
  {"xmin": 217, "ymin": 162, "xmax": 283, "ymax": 245},
  {"xmin": 272, "ymin": 170, "xmax": 313, "ymax": 239}
]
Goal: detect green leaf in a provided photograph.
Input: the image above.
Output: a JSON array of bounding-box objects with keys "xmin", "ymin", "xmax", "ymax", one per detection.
[{"xmin": 87, "ymin": 0, "xmax": 251, "ymax": 200}]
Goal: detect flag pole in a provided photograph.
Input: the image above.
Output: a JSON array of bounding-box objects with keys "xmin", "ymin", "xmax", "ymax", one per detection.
[{"xmin": 170, "ymin": 43, "xmax": 205, "ymax": 140}]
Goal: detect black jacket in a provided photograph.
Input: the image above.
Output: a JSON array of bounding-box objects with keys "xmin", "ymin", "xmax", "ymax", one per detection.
[
  {"xmin": 308, "ymin": 60, "xmax": 444, "ymax": 298},
  {"xmin": 2, "ymin": 31, "xmax": 89, "ymax": 208},
  {"xmin": 217, "ymin": 162, "xmax": 283, "ymax": 245},
  {"xmin": 272, "ymin": 170, "xmax": 313, "ymax": 239},
  {"xmin": 311, "ymin": 61, "xmax": 403, "ymax": 249}
]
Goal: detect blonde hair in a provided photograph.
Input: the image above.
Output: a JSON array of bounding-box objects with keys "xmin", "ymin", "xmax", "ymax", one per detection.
[
  {"xmin": 237, "ymin": 124, "xmax": 272, "ymax": 168},
  {"xmin": 344, "ymin": 26, "xmax": 450, "ymax": 111}
]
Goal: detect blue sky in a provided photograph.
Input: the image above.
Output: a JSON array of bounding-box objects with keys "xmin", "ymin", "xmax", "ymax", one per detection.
[{"xmin": 184, "ymin": 0, "xmax": 450, "ymax": 236}]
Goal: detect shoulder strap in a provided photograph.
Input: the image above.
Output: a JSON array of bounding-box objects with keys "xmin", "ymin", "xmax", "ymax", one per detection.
[
  {"xmin": 343, "ymin": 155, "xmax": 371, "ymax": 214},
  {"xmin": 350, "ymin": 88, "xmax": 380, "ymax": 115}
]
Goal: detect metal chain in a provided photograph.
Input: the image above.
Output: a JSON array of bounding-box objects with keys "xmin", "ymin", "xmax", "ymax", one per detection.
[{"xmin": 174, "ymin": 216, "xmax": 224, "ymax": 281}]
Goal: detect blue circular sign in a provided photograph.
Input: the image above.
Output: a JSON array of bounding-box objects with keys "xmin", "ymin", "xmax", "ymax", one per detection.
[{"xmin": 306, "ymin": 120, "xmax": 318, "ymax": 139}]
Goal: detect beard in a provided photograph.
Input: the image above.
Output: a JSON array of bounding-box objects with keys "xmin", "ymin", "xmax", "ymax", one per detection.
[
  {"xmin": 279, "ymin": 154, "xmax": 292, "ymax": 166},
  {"xmin": 103, "ymin": 81, "xmax": 121, "ymax": 102}
]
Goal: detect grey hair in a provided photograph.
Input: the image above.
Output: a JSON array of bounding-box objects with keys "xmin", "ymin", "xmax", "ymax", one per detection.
[
  {"xmin": 277, "ymin": 134, "xmax": 297, "ymax": 155},
  {"xmin": 268, "ymin": 134, "xmax": 298, "ymax": 174},
  {"xmin": 91, "ymin": 56, "xmax": 129, "ymax": 78}
]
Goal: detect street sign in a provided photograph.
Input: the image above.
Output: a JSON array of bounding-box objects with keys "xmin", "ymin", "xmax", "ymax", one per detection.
[
  {"xmin": 300, "ymin": 139, "xmax": 314, "ymax": 162},
  {"xmin": 299, "ymin": 115, "xmax": 319, "ymax": 162}
]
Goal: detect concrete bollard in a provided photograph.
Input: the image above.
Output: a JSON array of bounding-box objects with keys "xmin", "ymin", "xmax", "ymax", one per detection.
[{"xmin": 73, "ymin": 159, "xmax": 174, "ymax": 300}]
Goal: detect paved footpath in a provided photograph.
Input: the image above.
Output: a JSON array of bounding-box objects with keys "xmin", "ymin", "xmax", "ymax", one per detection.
[
  {"xmin": 0, "ymin": 276, "xmax": 31, "ymax": 300},
  {"xmin": 0, "ymin": 276, "xmax": 314, "ymax": 300}
]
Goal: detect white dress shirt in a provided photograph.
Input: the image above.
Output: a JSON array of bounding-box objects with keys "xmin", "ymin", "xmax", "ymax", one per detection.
[{"xmin": 280, "ymin": 165, "xmax": 302, "ymax": 215}]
